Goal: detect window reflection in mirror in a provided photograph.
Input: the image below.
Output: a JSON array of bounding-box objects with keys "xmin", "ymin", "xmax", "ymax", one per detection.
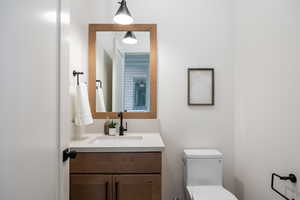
[{"xmin": 95, "ymin": 31, "xmax": 150, "ymax": 113}]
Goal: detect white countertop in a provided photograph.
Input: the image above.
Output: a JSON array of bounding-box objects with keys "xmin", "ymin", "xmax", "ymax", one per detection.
[{"xmin": 70, "ymin": 133, "xmax": 165, "ymax": 152}]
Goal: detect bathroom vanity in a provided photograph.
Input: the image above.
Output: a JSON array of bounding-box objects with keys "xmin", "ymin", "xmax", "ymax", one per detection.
[
  {"xmin": 69, "ymin": 22, "xmax": 161, "ymax": 200},
  {"xmin": 70, "ymin": 133, "xmax": 164, "ymax": 200}
]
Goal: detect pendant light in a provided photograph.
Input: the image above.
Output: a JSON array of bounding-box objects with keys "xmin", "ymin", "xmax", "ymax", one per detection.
[
  {"xmin": 114, "ymin": 0, "xmax": 134, "ymax": 25},
  {"xmin": 122, "ymin": 31, "xmax": 137, "ymax": 44}
]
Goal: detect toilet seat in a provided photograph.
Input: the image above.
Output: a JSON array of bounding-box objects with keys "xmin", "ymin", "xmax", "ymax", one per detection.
[{"xmin": 186, "ymin": 186, "xmax": 238, "ymax": 200}]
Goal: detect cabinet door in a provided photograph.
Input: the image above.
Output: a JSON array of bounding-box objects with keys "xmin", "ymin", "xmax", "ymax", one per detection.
[
  {"xmin": 71, "ymin": 175, "xmax": 112, "ymax": 200},
  {"xmin": 114, "ymin": 175, "xmax": 161, "ymax": 200}
]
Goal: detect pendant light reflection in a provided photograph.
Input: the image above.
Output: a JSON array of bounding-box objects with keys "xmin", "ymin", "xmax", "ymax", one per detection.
[
  {"xmin": 114, "ymin": 0, "xmax": 134, "ymax": 25},
  {"xmin": 122, "ymin": 31, "xmax": 137, "ymax": 44}
]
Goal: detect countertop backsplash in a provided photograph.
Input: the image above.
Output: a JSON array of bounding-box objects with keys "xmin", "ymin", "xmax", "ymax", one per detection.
[{"xmin": 84, "ymin": 119, "xmax": 161, "ymax": 134}]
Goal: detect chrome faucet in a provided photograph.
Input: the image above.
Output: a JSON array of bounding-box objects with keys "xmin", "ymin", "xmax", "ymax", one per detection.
[{"xmin": 118, "ymin": 112, "xmax": 127, "ymax": 136}]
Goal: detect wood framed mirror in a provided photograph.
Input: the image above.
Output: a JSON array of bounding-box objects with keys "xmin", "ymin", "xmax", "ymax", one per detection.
[{"xmin": 88, "ymin": 24, "xmax": 157, "ymax": 119}]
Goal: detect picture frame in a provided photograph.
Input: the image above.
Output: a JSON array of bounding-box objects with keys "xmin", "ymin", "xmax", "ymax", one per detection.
[{"xmin": 187, "ymin": 68, "xmax": 214, "ymax": 105}]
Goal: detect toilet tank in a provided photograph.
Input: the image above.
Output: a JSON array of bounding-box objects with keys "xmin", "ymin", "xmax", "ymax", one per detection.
[{"xmin": 183, "ymin": 149, "xmax": 223, "ymax": 186}]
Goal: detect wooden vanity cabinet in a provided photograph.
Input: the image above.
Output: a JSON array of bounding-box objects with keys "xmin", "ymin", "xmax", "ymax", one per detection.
[{"xmin": 70, "ymin": 152, "xmax": 162, "ymax": 200}]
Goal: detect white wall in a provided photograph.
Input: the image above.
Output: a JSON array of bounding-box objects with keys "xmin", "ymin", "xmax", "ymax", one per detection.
[
  {"xmin": 234, "ymin": 0, "xmax": 300, "ymax": 199},
  {"xmin": 69, "ymin": 0, "xmax": 90, "ymax": 84},
  {"xmin": 0, "ymin": 0, "xmax": 60, "ymax": 200},
  {"xmin": 129, "ymin": 1, "xmax": 235, "ymax": 199}
]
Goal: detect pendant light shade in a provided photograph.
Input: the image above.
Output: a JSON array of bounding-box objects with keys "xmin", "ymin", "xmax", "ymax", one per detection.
[
  {"xmin": 114, "ymin": 0, "xmax": 134, "ymax": 25},
  {"xmin": 122, "ymin": 31, "xmax": 137, "ymax": 44}
]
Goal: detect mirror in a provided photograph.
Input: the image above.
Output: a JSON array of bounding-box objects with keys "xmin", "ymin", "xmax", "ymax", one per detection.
[
  {"xmin": 96, "ymin": 31, "xmax": 150, "ymax": 112},
  {"xmin": 89, "ymin": 25, "xmax": 157, "ymax": 119}
]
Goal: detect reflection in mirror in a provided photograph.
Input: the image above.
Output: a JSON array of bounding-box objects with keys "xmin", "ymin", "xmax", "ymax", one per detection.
[{"xmin": 95, "ymin": 31, "xmax": 150, "ymax": 113}]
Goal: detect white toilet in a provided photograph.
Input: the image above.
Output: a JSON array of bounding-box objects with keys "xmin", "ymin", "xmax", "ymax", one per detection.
[{"xmin": 183, "ymin": 149, "xmax": 238, "ymax": 200}]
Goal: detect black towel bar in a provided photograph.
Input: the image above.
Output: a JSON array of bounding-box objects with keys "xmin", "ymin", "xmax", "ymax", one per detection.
[
  {"xmin": 271, "ymin": 173, "xmax": 297, "ymax": 200},
  {"xmin": 73, "ymin": 70, "xmax": 84, "ymax": 85}
]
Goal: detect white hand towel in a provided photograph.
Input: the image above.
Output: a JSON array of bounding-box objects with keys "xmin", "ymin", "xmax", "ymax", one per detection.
[
  {"xmin": 96, "ymin": 87, "xmax": 106, "ymax": 112},
  {"xmin": 73, "ymin": 84, "xmax": 93, "ymax": 126}
]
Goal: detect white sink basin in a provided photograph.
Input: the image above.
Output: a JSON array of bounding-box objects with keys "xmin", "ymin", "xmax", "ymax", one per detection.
[{"xmin": 89, "ymin": 135, "xmax": 143, "ymax": 145}]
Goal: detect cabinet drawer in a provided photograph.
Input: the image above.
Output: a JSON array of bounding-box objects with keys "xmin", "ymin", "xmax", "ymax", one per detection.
[{"xmin": 70, "ymin": 152, "xmax": 161, "ymax": 174}]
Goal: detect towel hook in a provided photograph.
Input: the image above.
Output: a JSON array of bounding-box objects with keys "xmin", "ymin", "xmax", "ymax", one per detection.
[
  {"xmin": 96, "ymin": 80, "xmax": 102, "ymax": 89},
  {"xmin": 73, "ymin": 70, "xmax": 84, "ymax": 85}
]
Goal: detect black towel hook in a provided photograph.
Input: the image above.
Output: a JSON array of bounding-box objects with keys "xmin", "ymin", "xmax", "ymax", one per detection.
[
  {"xmin": 96, "ymin": 80, "xmax": 102, "ymax": 89},
  {"xmin": 271, "ymin": 173, "xmax": 297, "ymax": 200},
  {"xmin": 73, "ymin": 70, "xmax": 84, "ymax": 85}
]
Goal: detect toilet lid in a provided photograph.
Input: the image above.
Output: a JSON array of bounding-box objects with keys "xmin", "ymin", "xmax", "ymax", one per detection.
[{"xmin": 187, "ymin": 186, "xmax": 238, "ymax": 200}]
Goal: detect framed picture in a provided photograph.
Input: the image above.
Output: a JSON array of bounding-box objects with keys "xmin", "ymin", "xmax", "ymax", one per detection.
[{"xmin": 188, "ymin": 68, "xmax": 214, "ymax": 105}]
